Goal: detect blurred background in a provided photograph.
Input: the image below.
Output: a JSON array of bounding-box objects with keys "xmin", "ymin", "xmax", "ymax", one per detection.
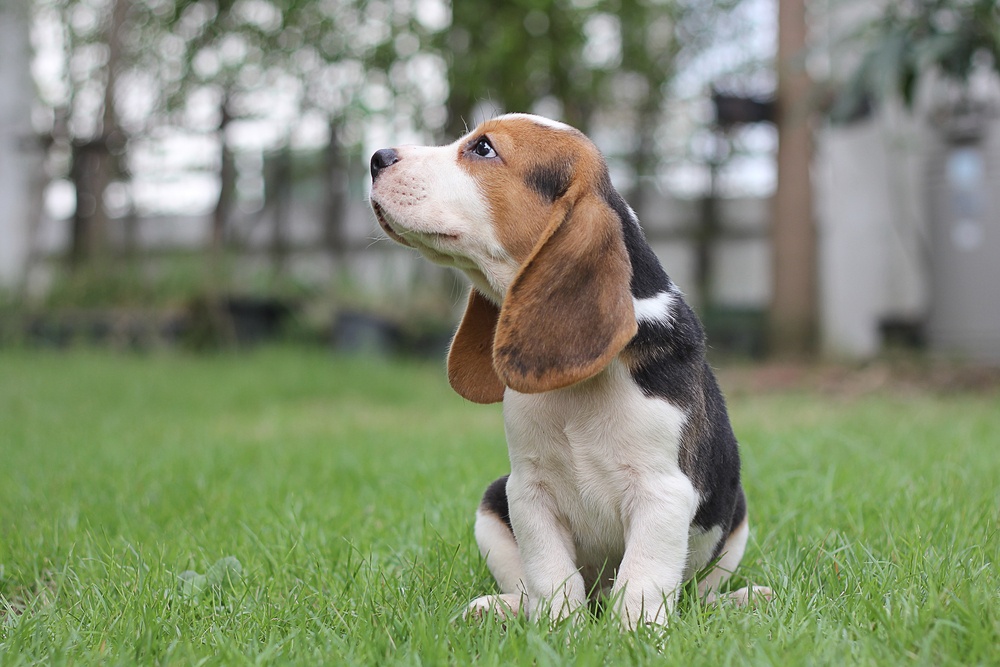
[{"xmin": 0, "ymin": 0, "xmax": 997, "ymax": 362}]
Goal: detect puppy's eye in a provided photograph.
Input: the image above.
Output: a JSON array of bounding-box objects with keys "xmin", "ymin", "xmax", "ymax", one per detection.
[{"xmin": 472, "ymin": 136, "xmax": 497, "ymax": 159}]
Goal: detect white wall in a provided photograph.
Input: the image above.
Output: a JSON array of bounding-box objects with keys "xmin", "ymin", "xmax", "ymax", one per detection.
[
  {"xmin": 815, "ymin": 107, "xmax": 930, "ymax": 358},
  {"xmin": 0, "ymin": 0, "xmax": 43, "ymax": 290}
]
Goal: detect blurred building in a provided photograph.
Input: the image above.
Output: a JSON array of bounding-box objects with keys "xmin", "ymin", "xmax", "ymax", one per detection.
[
  {"xmin": 817, "ymin": 92, "xmax": 1000, "ymax": 362},
  {"xmin": 814, "ymin": 0, "xmax": 1000, "ymax": 363}
]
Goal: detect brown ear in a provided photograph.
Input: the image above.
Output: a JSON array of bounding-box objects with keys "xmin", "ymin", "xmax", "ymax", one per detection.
[
  {"xmin": 447, "ymin": 289, "xmax": 506, "ymax": 403},
  {"xmin": 493, "ymin": 185, "xmax": 636, "ymax": 394}
]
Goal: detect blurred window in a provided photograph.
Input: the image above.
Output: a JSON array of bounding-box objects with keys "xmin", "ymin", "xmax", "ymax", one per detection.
[{"xmin": 945, "ymin": 145, "xmax": 986, "ymax": 251}]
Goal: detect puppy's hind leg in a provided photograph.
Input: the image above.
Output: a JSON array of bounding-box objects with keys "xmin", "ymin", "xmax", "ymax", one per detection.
[
  {"xmin": 465, "ymin": 475, "xmax": 527, "ymax": 621},
  {"xmin": 699, "ymin": 516, "xmax": 772, "ymax": 606}
]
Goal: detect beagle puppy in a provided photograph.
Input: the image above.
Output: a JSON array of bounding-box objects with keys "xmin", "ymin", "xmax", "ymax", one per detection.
[{"xmin": 369, "ymin": 114, "xmax": 770, "ymax": 629}]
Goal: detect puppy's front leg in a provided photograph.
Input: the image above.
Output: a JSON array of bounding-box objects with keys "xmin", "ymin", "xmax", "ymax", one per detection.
[
  {"xmin": 506, "ymin": 474, "xmax": 586, "ymax": 624},
  {"xmin": 612, "ymin": 472, "xmax": 698, "ymax": 630}
]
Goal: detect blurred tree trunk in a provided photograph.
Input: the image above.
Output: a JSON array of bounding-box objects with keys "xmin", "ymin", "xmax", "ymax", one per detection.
[
  {"xmin": 69, "ymin": 0, "xmax": 127, "ymax": 270},
  {"xmin": 445, "ymin": 87, "xmax": 474, "ymax": 140},
  {"xmin": 200, "ymin": 95, "xmax": 237, "ymax": 346},
  {"xmin": 212, "ymin": 97, "xmax": 236, "ymax": 254},
  {"xmin": 628, "ymin": 107, "xmax": 660, "ymax": 204},
  {"xmin": 323, "ymin": 121, "xmax": 348, "ymax": 266},
  {"xmin": 694, "ymin": 134, "xmax": 726, "ymax": 312},
  {"xmin": 270, "ymin": 145, "xmax": 292, "ymax": 278},
  {"xmin": 770, "ymin": 0, "xmax": 817, "ymax": 355},
  {"xmin": 70, "ymin": 140, "xmax": 109, "ymax": 266},
  {"xmin": 0, "ymin": 0, "xmax": 43, "ymax": 292}
]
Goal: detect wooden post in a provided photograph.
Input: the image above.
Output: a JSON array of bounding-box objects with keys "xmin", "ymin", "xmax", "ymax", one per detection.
[{"xmin": 770, "ymin": 0, "xmax": 817, "ymax": 355}]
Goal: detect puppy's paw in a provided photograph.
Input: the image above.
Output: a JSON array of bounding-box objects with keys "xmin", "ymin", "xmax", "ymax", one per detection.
[
  {"xmin": 463, "ymin": 593, "xmax": 523, "ymax": 622},
  {"xmin": 707, "ymin": 585, "xmax": 773, "ymax": 607},
  {"xmin": 612, "ymin": 587, "xmax": 675, "ymax": 631}
]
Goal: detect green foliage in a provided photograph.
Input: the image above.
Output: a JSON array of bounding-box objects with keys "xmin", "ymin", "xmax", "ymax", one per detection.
[
  {"xmin": 1, "ymin": 349, "xmax": 998, "ymax": 664},
  {"xmin": 35, "ymin": 255, "xmax": 318, "ymax": 311},
  {"xmin": 438, "ymin": 0, "xmax": 733, "ymax": 136},
  {"xmin": 39, "ymin": 258, "xmax": 205, "ymax": 309},
  {"xmin": 440, "ymin": 0, "xmax": 595, "ymax": 132},
  {"xmin": 831, "ymin": 0, "xmax": 1000, "ymax": 121},
  {"xmin": 35, "ymin": 0, "xmax": 747, "ymax": 148},
  {"xmin": 34, "ymin": 0, "xmax": 429, "ymax": 149}
]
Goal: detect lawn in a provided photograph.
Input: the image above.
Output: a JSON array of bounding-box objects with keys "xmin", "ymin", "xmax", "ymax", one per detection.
[{"xmin": 0, "ymin": 348, "xmax": 997, "ymax": 665}]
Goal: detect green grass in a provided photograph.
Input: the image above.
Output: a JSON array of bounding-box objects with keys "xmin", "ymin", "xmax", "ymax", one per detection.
[{"xmin": 0, "ymin": 348, "xmax": 997, "ymax": 665}]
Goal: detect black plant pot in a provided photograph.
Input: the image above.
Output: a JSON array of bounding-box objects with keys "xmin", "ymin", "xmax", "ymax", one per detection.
[
  {"xmin": 331, "ymin": 310, "xmax": 402, "ymax": 356},
  {"xmin": 223, "ymin": 297, "xmax": 294, "ymax": 345}
]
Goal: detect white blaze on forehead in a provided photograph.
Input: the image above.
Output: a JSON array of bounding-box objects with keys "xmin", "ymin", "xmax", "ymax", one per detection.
[{"xmin": 496, "ymin": 113, "xmax": 576, "ymax": 133}]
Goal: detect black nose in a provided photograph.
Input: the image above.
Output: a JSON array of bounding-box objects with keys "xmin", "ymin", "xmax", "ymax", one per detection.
[{"xmin": 370, "ymin": 148, "xmax": 400, "ymax": 181}]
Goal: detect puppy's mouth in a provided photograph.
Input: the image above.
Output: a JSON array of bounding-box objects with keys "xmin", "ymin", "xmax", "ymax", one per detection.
[
  {"xmin": 371, "ymin": 200, "xmax": 459, "ymax": 248},
  {"xmin": 371, "ymin": 201, "xmax": 413, "ymax": 247}
]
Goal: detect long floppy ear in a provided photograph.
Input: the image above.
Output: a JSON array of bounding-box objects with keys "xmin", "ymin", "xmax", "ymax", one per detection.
[
  {"xmin": 447, "ymin": 289, "xmax": 506, "ymax": 404},
  {"xmin": 493, "ymin": 184, "xmax": 636, "ymax": 394}
]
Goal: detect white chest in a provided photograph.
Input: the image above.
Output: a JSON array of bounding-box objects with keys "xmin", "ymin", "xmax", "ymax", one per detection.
[{"xmin": 502, "ymin": 362, "xmax": 691, "ymax": 568}]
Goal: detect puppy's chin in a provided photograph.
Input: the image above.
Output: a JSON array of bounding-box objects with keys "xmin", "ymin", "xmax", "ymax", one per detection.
[{"xmin": 371, "ymin": 201, "xmax": 414, "ymax": 248}]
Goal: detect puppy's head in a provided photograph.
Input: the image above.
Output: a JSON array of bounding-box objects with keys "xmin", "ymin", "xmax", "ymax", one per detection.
[{"xmin": 370, "ymin": 114, "xmax": 636, "ymax": 403}]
